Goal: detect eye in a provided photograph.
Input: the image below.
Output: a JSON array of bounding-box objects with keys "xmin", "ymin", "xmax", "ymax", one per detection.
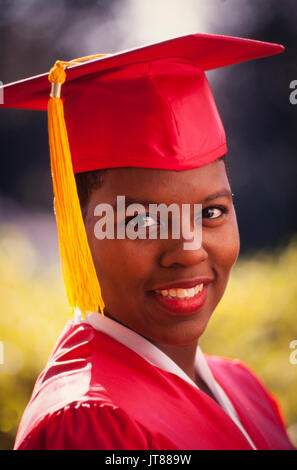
[
  {"xmin": 202, "ymin": 206, "xmax": 227, "ymax": 219},
  {"xmin": 126, "ymin": 213, "xmax": 159, "ymax": 229}
]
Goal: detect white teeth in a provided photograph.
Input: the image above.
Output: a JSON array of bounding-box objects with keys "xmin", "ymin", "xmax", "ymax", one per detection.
[
  {"xmin": 155, "ymin": 283, "xmax": 204, "ymax": 299},
  {"xmin": 168, "ymin": 289, "xmax": 177, "ymax": 297},
  {"xmin": 194, "ymin": 284, "xmax": 203, "ymax": 294},
  {"xmin": 187, "ymin": 288, "xmax": 195, "ymax": 297},
  {"xmin": 176, "ymin": 289, "xmax": 185, "ymax": 298}
]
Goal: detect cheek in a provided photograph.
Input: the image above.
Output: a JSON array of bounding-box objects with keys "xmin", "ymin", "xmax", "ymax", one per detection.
[
  {"xmin": 219, "ymin": 224, "xmax": 240, "ymax": 268},
  {"xmin": 206, "ymin": 213, "xmax": 240, "ymax": 275},
  {"xmin": 205, "ymin": 216, "xmax": 240, "ymax": 311},
  {"xmin": 87, "ymin": 225, "xmax": 156, "ymax": 291},
  {"xmin": 228, "ymin": 210, "xmax": 240, "ymax": 265}
]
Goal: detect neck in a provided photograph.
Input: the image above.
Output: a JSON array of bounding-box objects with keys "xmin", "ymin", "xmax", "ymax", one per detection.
[
  {"xmin": 150, "ymin": 340, "xmax": 198, "ymax": 383},
  {"xmin": 102, "ymin": 310, "xmax": 199, "ymax": 383}
]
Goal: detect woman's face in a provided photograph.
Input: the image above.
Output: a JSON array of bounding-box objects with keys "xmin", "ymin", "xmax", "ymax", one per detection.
[{"xmin": 85, "ymin": 160, "xmax": 240, "ymax": 346}]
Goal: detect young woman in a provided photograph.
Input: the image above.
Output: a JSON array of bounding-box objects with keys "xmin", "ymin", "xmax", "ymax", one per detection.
[{"xmin": 2, "ymin": 33, "xmax": 294, "ymax": 450}]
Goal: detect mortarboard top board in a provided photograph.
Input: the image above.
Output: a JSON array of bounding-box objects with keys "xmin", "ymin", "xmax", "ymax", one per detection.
[
  {"xmin": 1, "ymin": 33, "xmax": 284, "ymax": 172},
  {"xmin": 0, "ymin": 33, "xmax": 284, "ymax": 315},
  {"xmin": 1, "ymin": 33, "xmax": 284, "ymax": 110}
]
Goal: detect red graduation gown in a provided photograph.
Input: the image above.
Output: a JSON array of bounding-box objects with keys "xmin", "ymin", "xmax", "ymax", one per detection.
[{"xmin": 14, "ymin": 321, "xmax": 294, "ymax": 450}]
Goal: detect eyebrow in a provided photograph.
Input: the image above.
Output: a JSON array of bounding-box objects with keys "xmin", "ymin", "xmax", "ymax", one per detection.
[
  {"xmin": 111, "ymin": 189, "xmax": 233, "ymax": 210},
  {"xmin": 202, "ymin": 189, "xmax": 233, "ymax": 203},
  {"xmin": 110, "ymin": 197, "xmax": 153, "ymax": 210}
]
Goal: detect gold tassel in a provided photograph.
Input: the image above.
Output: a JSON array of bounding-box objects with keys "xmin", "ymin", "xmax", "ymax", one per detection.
[{"xmin": 47, "ymin": 56, "xmax": 108, "ymax": 316}]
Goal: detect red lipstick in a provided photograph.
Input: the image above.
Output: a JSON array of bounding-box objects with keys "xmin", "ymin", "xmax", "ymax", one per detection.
[
  {"xmin": 152, "ymin": 277, "xmax": 213, "ymax": 291},
  {"xmin": 150, "ymin": 278, "xmax": 212, "ymax": 315}
]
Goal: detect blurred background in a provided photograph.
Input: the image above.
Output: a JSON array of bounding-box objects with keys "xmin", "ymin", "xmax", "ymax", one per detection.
[{"xmin": 0, "ymin": 0, "xmax": 296, "ymax": 450}]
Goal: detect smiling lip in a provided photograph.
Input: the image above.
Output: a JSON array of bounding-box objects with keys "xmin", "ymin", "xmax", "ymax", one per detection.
[
  {"xmin": 150, "ymin": 277, "xmax": 213, "ymax": 315},
  {"xmin": 151, "ymin": 285, "xmax": 208, "ymax": 314},
  {"xmin": 152, "ymin": 277, "xmax": 213, "ymax": 291}
]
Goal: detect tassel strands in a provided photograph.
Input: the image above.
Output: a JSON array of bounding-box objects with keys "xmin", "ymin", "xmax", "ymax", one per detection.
[{"xmin": 47, "ymin": 57, "xmax": 108, "ymax": 316}]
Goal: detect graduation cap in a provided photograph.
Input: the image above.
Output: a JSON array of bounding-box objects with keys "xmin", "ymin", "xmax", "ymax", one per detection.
[{"xmin": 0, "ymin": 33, "xmax": 284, "ymax": 316}]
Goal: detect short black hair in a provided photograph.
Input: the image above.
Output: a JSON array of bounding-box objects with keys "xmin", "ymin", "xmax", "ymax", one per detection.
[
  {"xmin": 75, "ymin": 155, "xmax": 229, "ymax": 219},
  {"xmin": 75, "ymin": 168, "xmax": 108, "ymax": 220}
]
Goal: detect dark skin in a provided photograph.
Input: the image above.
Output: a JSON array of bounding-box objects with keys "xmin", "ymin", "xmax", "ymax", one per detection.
[{"xmin": 84, "ymin": 160, "xmax": 240, "ymax": 404}]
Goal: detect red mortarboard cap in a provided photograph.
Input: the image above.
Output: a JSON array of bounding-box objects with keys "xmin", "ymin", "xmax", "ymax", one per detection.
[
  {"xmin": 0, "ymin": 33, "xmax": 284, "ymax": 316},
  {"xmin": 1, "ymin": 33, "xmax": 284, "ymax": 173}
]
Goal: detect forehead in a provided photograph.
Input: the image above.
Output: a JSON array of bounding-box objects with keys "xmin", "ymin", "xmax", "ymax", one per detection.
[{"xmin": 90, "ymin": 160, "xmax": 229, "ymax": 205}]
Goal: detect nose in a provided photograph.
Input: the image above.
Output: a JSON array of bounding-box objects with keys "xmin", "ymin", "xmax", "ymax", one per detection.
[{"xmin": 159, "ymin": 237, "xmax": 208, "ymax": 268}]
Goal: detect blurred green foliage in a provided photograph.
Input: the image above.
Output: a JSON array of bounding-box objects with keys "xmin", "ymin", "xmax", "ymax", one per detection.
[{"xmin": 0, "ymin": 224, "xmax": 296, "ymax": 449}]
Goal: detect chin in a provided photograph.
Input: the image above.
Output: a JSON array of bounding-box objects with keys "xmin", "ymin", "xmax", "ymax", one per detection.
[{"xmin": 150, "ymin": 321, "xmax": 209, "ymax": 346}]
